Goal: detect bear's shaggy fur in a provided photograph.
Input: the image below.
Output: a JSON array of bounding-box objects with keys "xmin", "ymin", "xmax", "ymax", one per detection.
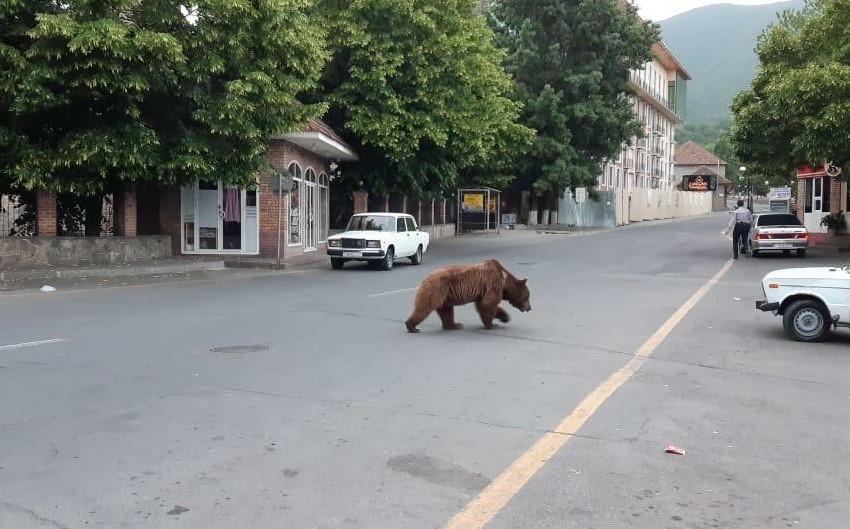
[{"xmin": 405, "ymin": 259, "xmax": 531, "ymax": 333}]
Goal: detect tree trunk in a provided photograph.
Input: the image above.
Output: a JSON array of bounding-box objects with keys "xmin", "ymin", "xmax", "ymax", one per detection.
[
  {"xmin": 540, "ymin": 191, "xmax": 550, "ymax": 226},
  {"xmin": 529, "ymin": 192, "xmax": 539, "ymax": 226},
  {"xmin": 549, "ymin": 192, "xmax": 559, "ymax": 225}
]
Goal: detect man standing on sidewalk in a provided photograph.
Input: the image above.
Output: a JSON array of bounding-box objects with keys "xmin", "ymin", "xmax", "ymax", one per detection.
[{"xmin": 727, "ymin": 199, "xmax": 753, "ymax": 259}]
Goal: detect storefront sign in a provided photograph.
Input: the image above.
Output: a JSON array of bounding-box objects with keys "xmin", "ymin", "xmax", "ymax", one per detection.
[
  {"xmin": 682, "ymin": 175, "xmax": 716, "ymax": 192},
  {"xmin": 797, "ymin": 163, "xmax": 828, "ymax": 178}
]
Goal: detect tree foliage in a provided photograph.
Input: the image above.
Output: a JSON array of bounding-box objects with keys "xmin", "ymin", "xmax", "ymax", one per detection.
[
  {"xmin": 732, "ymin": 0, "xmax": 850, "ymax": 180},
  {"xmin": 490, "ymin": 0, "xmax": 658, "ymax": 197},
  {"xmin": 312, "ymin": 0, "xmax": 532, "ymax": 198},
  {"xmin": 0, "ymin": 0, "xmax": 327, "ymax": 193}
]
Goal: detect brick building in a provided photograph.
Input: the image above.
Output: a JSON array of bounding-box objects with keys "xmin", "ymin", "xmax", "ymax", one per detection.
[
  {"xmin": 796, "ymin": 163, "xmax": 843, "ymax": 237},
  {"xmin": 18, "ymin": 119, "xmax": 357, "ymax": 268}
]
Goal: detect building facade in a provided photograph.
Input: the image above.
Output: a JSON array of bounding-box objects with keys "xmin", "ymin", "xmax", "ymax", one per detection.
[
  {"xmin": 0, "ymin": 119, "xmax": 359, "ymax": 269},
  {"xmin": 674, "ymin": 141, "xmax": 733, "ymax": 212},
  {"xmin": 596, "ymin": 42, "xmax": 690, "ymax": 195}
]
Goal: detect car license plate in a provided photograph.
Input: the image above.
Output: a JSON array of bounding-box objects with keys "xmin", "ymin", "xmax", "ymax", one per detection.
[
  {"xmin": 343, "ymin": 251, "xmax": 361, "ymax": 258},
  {"xmin": 775, "ymin": 244, "xmax": 793, "ymax": 249}
]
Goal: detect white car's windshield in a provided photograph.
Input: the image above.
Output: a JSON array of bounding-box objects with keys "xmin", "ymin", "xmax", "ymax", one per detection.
[{"xmin": 347, "ymin": 215, "xmax": 394, "ymax": 232}]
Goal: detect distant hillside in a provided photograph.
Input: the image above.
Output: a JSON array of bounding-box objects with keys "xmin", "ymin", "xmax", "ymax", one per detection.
[{"xmin": 660, "ymin": 0, "xmax": 805, "ymax": 124}]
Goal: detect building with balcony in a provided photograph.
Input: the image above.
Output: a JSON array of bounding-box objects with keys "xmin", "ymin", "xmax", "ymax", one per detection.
[{"xmin": 596, "ymin": 40, "xmax": 690, "ymax": 194}]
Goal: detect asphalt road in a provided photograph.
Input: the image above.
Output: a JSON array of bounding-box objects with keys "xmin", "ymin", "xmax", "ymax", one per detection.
[{"xmin": 2, "ymin": 215, "xmax": 850, "ymax": 529}]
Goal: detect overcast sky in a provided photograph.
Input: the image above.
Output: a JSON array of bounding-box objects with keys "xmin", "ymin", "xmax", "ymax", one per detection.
[{"xmin": 633, "ymin": 0, "xmax": 784, "ymax": 21}]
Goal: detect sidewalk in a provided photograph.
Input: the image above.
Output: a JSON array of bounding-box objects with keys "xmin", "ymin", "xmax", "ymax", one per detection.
[{"xmin": 0, "ymin": 257, "xmax": 232, "ymax": 292}]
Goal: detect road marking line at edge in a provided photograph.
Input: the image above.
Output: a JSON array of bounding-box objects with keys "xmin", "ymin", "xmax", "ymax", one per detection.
[
  {"xmin": 0, "ymin": 339, "xmax": 66, "ymax": 351},
  {"xmin": 369, "ymin": 287, "xmax": 418, "ymax": 298},
  {"xmin": 443, "ymin": 259, "xmax": 734, "ymax": 529}
]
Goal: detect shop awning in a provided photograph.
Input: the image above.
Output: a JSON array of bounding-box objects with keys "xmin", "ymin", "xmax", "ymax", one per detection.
[{"xmin": 273, "ymin": 119, "xmax": 358, "ymax": 162}]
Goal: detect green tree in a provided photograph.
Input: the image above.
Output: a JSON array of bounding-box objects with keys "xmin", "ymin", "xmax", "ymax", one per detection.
[
  {"xmin": 0, "ymin": 0, "xmax": 327, "ymax": 194},
  {"xmin": 732, "ymin": 0, "xmax": 850, "ymax": 182},
  {"xmin": 676, "ymin": 121, "xmax": 730, "ymax": 149},
  {"xmin": 312, "ymin": 0, "xmax": 532, "ymax": 198},
  {"xmin": 490, "ymin": 0, "xmax": 658, "ymax": 207}
]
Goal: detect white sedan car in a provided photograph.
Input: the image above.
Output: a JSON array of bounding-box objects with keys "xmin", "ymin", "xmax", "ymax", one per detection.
[
  {"xmin": 327, "ymin": 213, "xmax": 429, "ymax": 270},
  {"xmin": 756, "ymin": 266, "xmax": 850, "ymax": 342}
]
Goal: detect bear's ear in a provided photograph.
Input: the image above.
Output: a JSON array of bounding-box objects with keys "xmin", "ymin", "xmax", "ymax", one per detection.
[{"xmin": 520, "ymin": 278, "xmax": 528, "ymax": 285}]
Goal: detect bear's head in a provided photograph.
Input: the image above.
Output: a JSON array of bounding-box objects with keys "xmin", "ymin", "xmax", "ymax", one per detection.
[{"xmin": 504, "ymin": 276, "xmax": 532, "ymax": 312}]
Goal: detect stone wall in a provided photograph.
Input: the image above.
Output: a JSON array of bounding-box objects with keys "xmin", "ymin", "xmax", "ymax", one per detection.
[
  {"xmin": 421, "ymin": 223, "xmax": 456, "ymax": 241},
  {"xmin": 0, "ymin": 235, "xmax": 171, "ymax": 270}
]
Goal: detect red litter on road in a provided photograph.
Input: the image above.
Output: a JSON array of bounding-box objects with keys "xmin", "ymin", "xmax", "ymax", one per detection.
[{"xmin": 665, "ymin": 444, "xmax": 686, "ymax": 456}]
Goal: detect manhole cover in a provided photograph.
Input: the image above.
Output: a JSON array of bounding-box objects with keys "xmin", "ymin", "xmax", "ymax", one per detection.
[{"xmin": 210, "ymin": 345, "xmax": 270, "ymax": 354}]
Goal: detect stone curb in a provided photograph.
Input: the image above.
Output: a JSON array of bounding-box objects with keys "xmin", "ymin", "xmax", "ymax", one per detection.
[{"xmin": 0, "ymin": 260, "xmax": 226, "ymax": 282}]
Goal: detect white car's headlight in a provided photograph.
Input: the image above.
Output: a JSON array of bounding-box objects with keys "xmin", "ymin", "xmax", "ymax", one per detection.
[
  {"xmin": 328, "ymin": 239, "xmax": 341, "ymax": 248},
  {"xmin": 366, "ymin": 240, "xmax": 381, "ymax": 249}
]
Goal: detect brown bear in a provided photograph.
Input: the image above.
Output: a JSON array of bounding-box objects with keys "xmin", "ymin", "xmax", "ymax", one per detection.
[{"xmin": 404, "ymin": 259, "xmax": 531, "ymax": 333}]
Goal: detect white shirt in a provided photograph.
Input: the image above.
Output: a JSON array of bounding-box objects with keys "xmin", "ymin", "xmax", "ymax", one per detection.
[{"xmin": 728, "ymin": 207, "xmax": 753, "ymax": 228}]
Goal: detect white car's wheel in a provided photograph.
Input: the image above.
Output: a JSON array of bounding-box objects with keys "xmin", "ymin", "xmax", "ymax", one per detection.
[
  {"xmin": 380, "ymin": 246, "xmax": 395, "ymax": 271},
  {"xmin": 783, "ymin": 300, "xmax": 830, "ymax": 342},
  {"xmin": 409, "ymin": 245, "xmax": 423, "ymax": 265}
]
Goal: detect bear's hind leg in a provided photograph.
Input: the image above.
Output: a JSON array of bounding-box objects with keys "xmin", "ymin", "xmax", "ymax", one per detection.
[
  {"xmin": 405, "ymin": 292, "xmax": 436, "ymax": 333},
  {"xmin": 437, "ymin": 305, "xmax": 463, "ymax": 330}
]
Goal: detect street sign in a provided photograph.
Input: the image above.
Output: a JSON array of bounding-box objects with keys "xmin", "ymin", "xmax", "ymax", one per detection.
[
  {"xmin": 769, "ymin": 187, "xmax": 791, "ymax": 200},
  {"xmin": 826, "ymin": 162, "xmax": 842, "ymax": 177},
  {"xmin": 769, "ymin": 200, "xmax": 790, "ymax": 214},
  {"xmin": 271, "ymin": 172, "xmax": 295, "ymax": 193}
]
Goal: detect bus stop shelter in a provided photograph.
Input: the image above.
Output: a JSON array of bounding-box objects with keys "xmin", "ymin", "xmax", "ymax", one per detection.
[{"xmin": 457, "ymin": 187, "xmax": 501, "ymax": 234}]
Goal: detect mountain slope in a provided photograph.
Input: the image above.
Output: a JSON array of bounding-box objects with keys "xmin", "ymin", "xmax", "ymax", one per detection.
[{"xmin": 660, "ymin": 0, "xmax": 805, "ymax": 124}]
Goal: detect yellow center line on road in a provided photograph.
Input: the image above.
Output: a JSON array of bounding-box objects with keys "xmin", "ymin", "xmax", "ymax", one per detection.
[{"xmin": 443, "ymin": 258, "xmax": 734, "ymax": 529}]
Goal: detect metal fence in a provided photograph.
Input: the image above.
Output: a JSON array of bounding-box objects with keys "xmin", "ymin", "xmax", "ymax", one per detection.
[
  {"xmin": 0, "ymin": 193, "xmax": 35, "ymax": 237},
  {"xmin": 56, "ymin": 193, "xmax": 115, "ymax": 236},
  {"xmin": 559, "ymin": 189, "xmax": 617, "ymax": 229}
]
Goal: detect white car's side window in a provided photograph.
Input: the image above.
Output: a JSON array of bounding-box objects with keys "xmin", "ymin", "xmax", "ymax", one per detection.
[{"xmin": 396, "ymin": 218, "xmax": 406, "ymax": 233}]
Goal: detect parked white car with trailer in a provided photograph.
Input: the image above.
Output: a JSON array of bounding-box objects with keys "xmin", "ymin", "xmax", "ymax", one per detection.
[
  {"xmin": 327, "ymin": 213, "xmax": 429, "ymax": 270},
  {"xmin": 756, "ymin": 266, "xmax": 850, "ymax": 342}
]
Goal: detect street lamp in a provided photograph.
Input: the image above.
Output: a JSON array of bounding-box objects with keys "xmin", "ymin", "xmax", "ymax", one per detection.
[{"xmin": 740, "ymin": 166, "xmax": 752, "ymax": 210}]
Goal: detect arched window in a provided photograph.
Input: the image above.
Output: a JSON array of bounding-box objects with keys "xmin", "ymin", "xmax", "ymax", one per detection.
[
  {"xmin": 303, "ymin": 168, "xmax": 317, "ymax": 249},
  {"xmin": 288, "ymin": 162, "xmax": 302, "ymax": 245},
  {"xmin": 319, "ymin": 173, "xmax": 329, "ymax": 242}
]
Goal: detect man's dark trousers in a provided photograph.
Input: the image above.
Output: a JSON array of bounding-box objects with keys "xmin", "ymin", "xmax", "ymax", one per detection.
[{"xmin": 733, "ymin": 222, "xmax": 751, "ymax": 259}]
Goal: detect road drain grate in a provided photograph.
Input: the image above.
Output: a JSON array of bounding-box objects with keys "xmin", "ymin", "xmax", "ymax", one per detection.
[{"xmin": 210, "ymin": 345, "xmax": 270, "ymax": 354}]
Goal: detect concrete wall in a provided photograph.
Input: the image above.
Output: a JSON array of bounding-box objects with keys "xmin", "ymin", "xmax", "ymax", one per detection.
[
  {"xmin": 0, "ymin": 235, "xmax": 171, "ymax": 270},
  {"xmin": 561, "ymin": 188, "xmax": 711, "ymax": 228},
  {"xmin": 421, "ymin": 223, "xmax": 456, "ymax": 242},
  {"xmin": 625, "ymin": 188, "xmax": 712, "ymax": 224}
]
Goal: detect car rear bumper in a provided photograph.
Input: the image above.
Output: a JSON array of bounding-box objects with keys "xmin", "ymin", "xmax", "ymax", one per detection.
[
  {"xmin": 751, "ymin": 240, "xmax": 808, "ymax": 251},
  {"xmin": 756, "ymin": 300, "xmax": 780, "ymax": 312},
  {"xmin": 327, "ymin": 249, "xmax": 385, "ymax": 260}
]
